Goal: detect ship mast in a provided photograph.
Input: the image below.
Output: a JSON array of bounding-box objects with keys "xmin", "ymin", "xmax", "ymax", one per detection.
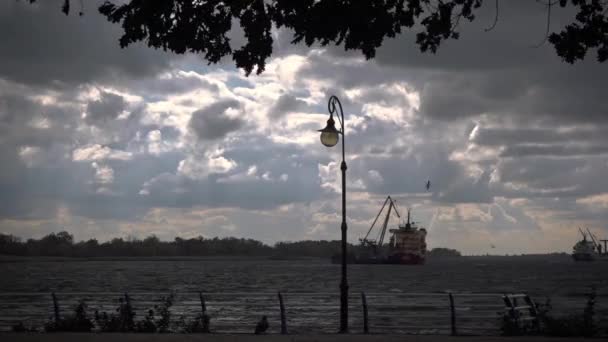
[{"xmin": 578, "ymin": 227, "xmax": 588, "ymax": 241}]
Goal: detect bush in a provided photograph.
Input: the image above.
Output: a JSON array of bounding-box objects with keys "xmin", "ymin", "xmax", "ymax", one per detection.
[
  {"xmin": 537, "ymin": 287, "xmax": 598, "ymax": 337},
  {"xmin": 181, "ymin": 313, "xmax": 211, "ymax": 333},
  {"xmin": 44, "ymin": 301, "xmax": 93, "ymax": 332},
  {"xmin": 94, "ymin": 295, "xmax": 136, "ymax": 332},
  {"xmin": 12, "ymin": 322, "xmax": 37, "ymax": 332},
  {"xmin": 135, "ymin": 310, "xmax": 157, "ymax": 332},
  {"xmin": 154, "ymin": 294, "xmax": 174, "ymax": 333},
  {"xmin": 93, "ymin": 293, "xmax": 176, "ymax": 333},
  {"xmin": 500, "ymin": 312, "xmax": 523, "ymax": 336}
]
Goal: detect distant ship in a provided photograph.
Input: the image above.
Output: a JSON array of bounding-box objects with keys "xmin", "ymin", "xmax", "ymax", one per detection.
[
  {"xmin": 572, "ymin": 227, "xmax": 607, "ymax": 261},
  {"xmin": 333, "ymin": 196, "xmax": 427, "ymax": 265}
]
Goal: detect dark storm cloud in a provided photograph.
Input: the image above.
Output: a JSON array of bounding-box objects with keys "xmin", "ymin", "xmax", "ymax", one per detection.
[
  {"xmin": 0, "ymin": 85, "xmax": 319, "ymax": 222},
  {"xmin": 500, "ymin": 144, "xmax": 608, "ymax": 158},
  {"xmin": 532, "ymin": 197, "xmax": 608, "ymax": 226},
  {"xmin": 86, "ymin": 91, "xmax": 126, "ymax": 125},
  {"xmin": 80, "ymin": 103, "xmax": 178, "ymax": 152},
  {"xmin": 0, "ymin": 90, "xmax": 79, "ymax": 170},
  {"xmin": 419, "ymin": 79, "xmax": 489, "ymax": 121},
  {"xmin": 288, "ymin": 0, "xmax": 608, "ymax": 222},
  {"xmin": 488, "ymin": 200, "xmax": 541, "ymax": 232},
  {"xmin": 296, "ymin": 52, "xmax": 418, "ymax": 90},
  {"xmin": 139, "ymin": 136, "xmax": 323, "ymax": 211},
  {"xmin": 0, "ymin": 154, "xmax": 93, "ymax": 220},
  {"xmin": 0, "ymin": 1, "xmax": 172, "ymax": 87},
  {"xmin": 125, "ymin": 72, "xmax": 220, "ymax": 100},
  {"xmin": 144, "ymin": 75, "xmax": 218, "ymax": 95},
  {"xmin": 67, "ymin": 152, "xmax": 185, "ymax": 220},
  {"xmin": 2, "ymin": 0, "xmax": 608, "ymax": 248},
  {"xmin": 497, "ymin": 156, "xmax": 608, "ymax": 199},
  {"xmin": 437, "ymin": 171, "xmax": 494, "ymax": 204},
  {"xmin": 412, "ymin": 61, "xmax": 608, "ymax": 122},
  {"xmin": 158, "ymin": 126, "xmax": 182, "ymax": 141},
  {"xmin": 268, "ymin": 93, "xmax": 312, "ymax": 119},
  {"xmin": 356, "ymin": 86, "xmax": 412, "ymax": 108},
  {"xmin": 309, "ymin": 1, "xmax": 607, "ymax": 124},
  {"xmin": 189, "ymin": 100, "xmax": 245, "ymax": 141},
  {"xmin": 473, "ymin": 126, "xmax": 608, "ymax": 145},
  {"xmin": 0, "ymin": 84, "xmax": 178, "ymax": 221},
  {"xmin": 349, "ymin": 143, "xmax": 495, "ymax": 204},
  {"xmin": 470, "ymin": 125, "xmax": 608, "ymax": 158}
]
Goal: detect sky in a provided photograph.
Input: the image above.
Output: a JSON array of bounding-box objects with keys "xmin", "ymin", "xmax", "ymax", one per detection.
[{"xmin": 1, "ymin": 0, "xmax": 607, "ymax": 255}]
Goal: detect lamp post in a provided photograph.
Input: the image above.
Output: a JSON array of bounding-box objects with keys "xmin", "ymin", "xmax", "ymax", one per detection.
[{"xmin": 318, "ymin": 95, "xmax": 348, "ymax": 333}]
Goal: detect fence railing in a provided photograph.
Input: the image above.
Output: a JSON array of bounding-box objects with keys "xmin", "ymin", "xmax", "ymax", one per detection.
[{"xmin": 0, "ymin": 291, "xmax": 606, "ymax": 334}]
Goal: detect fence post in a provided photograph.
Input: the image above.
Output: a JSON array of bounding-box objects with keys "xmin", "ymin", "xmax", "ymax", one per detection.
[
  {"xmin": 523, "ymin": 294, "xmax": 539, "ymax": 332},
  {"xmin": 122, "ymin": 292, "xmax": 131, "ymax": 332},
  {"xmin": 278, "ymin": 292, "xmax": 287, "ymax": 334},
  {"xmin": 124, "ymin": 292, "xmax": 131, "ymax": 312},
  {"xmin": 199, "ymin": 292, "xmax": 210, "ymax": 333},
  {"xmin": 51, "ymin": 292, "xmax": 60, "ymax": 324},
  {"xmin": 361, "ymin": 292, "xmax": 369, "ymax": 334},
  {"xmin": 448, "ymin": 292, "xmax": 457, "ymax": 336},
  {"xmin": 199, "ymin": 291, "xmax": 207, "ymax": 314}
]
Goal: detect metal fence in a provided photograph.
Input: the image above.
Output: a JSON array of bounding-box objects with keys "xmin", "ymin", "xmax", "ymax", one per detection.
[{"xmin": 0, "ymin": 291, "xmax": 606, "ymax": 334}]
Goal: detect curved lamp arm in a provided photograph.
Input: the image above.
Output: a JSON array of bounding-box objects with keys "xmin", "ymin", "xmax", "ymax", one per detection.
[{"xmin": 328, "ymin": 95, "xmax": 345, "ymax": 135}]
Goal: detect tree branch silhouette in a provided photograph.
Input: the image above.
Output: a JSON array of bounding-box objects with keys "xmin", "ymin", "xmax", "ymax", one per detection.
[
  {"xmin": 485, "ymin": 0, "xmax": 500, "ymax": 32},
  {"xmin": 531, "ymin": 0, "xmax": 554, "ymax": 47},
  {"xmin": 24, "ymin": 0, "xmax": 608, "ymax": 72}
]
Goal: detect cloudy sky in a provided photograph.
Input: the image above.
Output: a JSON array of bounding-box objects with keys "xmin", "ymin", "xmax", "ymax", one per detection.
[{"xmin": 1, "ymin": 1, "xmax": 607, "ymax": 254}]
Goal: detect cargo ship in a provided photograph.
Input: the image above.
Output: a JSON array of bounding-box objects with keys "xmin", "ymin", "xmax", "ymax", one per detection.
[
  {"xmin": 572, "ymin": 227, "xmax": 607, "ymax": 261},
  {"xmin": 333, "ymin": 196, "xmax": 427, "ymax": 265}
]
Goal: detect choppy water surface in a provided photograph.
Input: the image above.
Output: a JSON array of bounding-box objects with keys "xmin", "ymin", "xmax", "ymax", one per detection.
[{"xmin": 1, "ymin": 255, "xmax": 607, "ymax": 334}]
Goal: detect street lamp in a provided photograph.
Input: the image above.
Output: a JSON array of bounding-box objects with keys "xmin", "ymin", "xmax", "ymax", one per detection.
[{"xmin": 318, "ymin": 95, "xmax": 348, "ymax": 333}]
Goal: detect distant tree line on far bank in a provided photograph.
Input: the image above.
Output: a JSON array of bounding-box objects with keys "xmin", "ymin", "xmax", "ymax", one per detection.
[
  {"xmin": 426, "ymin": 247, "xmax": 461, "ymax": 258},
  {"xmin": 0, "ymin": 231, "xmax": 461, "ymax": 259}
]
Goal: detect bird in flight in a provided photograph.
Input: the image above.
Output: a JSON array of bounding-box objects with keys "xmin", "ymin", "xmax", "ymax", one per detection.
[{"xmin": 425, "ymin": 180, "xmax": 431, "ymax": 191}]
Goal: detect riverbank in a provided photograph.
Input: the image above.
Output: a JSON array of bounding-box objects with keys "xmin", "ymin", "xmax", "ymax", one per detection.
[{"xmin": 0, "ymin": 334, "xmax": 599, "ymax": 342}]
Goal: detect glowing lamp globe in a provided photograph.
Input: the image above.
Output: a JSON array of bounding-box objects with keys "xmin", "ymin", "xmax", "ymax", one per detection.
[{"xmin": 318, "ymin": 117, "xmax": 340, "ymax": 147}]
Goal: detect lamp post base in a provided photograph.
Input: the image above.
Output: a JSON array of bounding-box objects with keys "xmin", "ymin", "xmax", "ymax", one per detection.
[
  {"xmin": 339, "ymin": 281, "xmax": 349, "ymax": 333},
  {"xmin": 339, "ymin": 217, "xmax": 348, "ymax": 333}
]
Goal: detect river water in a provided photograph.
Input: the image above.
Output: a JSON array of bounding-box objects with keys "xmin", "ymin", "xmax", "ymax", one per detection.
[{"xmin": 1, "ymin": 255, "xmax": 607, "ymax": 334}]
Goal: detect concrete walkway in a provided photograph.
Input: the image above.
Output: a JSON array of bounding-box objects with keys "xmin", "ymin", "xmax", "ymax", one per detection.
[{"xmin": 0, "ymin": 334, "xmax": 600, "ymax": 342}]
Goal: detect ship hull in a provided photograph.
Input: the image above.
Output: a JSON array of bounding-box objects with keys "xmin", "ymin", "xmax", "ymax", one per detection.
[
  {"xmin": 385, "ymin": 252, "xmax": 425, "ymax": 265},
  {"xmin": 331, "ymin": 253, "xmax": 425, "ymax": 265},
  {"xmin": 572, "ymin": 252, "xmax": 595, "ymax": 261}
]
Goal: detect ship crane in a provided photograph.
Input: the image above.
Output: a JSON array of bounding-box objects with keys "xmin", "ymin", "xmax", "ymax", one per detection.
[
  {"xmin": 360, "ymin": 196, "xmax": 402, "ymax": 249},
  {"xmin": 581, "ymin": 227, "xmax": 601, "ymax": 250},
  {"xmin": 586, "ymin": 227, "xmax": 605, "ymax": 254},
  {"xmin": 586, "ymin": 227, "xmax": 599, "ymax": 246}
]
